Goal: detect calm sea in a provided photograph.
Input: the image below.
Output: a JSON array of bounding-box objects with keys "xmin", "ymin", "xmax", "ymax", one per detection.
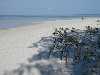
[
  {"xmin": 0, "ymin": 15, "xmax": 100, "ymax": 29},
  {"xmin": 0, "ymin": 15, "xmax": 71, "ymax": 29},
  {"xmin": 0, "ymin": 16, "xmax": 42, "ymax": 29}
]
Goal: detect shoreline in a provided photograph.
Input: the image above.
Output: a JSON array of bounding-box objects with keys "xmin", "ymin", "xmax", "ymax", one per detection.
[{"xmin": 0, "ymin": 16, "xmax": 100, "ymax": 30}]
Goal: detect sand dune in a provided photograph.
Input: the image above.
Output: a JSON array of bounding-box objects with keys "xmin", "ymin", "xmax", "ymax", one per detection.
[{"xmin": 0, "ymin": 17, "xmax": 99, "ymax": 75}]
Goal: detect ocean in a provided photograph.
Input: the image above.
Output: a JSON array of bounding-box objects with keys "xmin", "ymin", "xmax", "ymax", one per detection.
[
  {"xmin": 0, "ymin": 15, "xmax": 100, "ymax": 29},
  {"xmin": 0, "ymin": 15, "xmax": 49, "ymax": 29}
]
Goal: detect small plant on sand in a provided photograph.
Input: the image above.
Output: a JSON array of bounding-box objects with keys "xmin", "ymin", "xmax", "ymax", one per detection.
[
  {"xmin": 47, "ymin": 26, "xmax": 100, "ymax": 75},
  {"xmin": 48, "ymin": 27, "xmax": 80, "ymax": 64},
  {"xmin": 31, "ymin": 26, "xmax": 100, "ymax": 75}
]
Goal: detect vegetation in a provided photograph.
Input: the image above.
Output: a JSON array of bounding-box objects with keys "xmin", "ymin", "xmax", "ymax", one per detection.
[
  {"xmin": 28, "ymin": 26, "xmax": 100, "ymax": 75},
  {"xmin": 48, "ymin": 26, "xmax": 100, "ymax": 75}
]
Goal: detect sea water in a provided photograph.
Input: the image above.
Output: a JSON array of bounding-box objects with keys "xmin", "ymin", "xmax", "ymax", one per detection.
[
  {"xmin": 0, "ymin": 15, "xmax": 80, "ymax": 29},
  {"xmin": 0, "ymin": 15, "xmax": 99, "ymax": 29},
  {"xmin": 0, "ymin": 15, "xmax": 45, "ymax": 29}
]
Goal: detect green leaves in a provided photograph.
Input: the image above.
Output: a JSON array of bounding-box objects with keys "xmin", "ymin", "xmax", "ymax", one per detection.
[
  {"xmin": 49, "ymin": 27, "xmax": 81, "ymax": 63},
  {"xmin": 64, "ymin": 35, "xmax": 79, "ymax": 45},
  {"xmin": 47, "ymin": 26, "xmax": 100, "ymax": 75},
  {"xmin": 83, "ymin": 50, "xmax": 95, "ymax": 61}
]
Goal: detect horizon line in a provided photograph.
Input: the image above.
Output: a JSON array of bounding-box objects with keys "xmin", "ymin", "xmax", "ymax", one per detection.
[{"xmin": 0, "ymin": 14, "xmax": 100, "ymax": 17}]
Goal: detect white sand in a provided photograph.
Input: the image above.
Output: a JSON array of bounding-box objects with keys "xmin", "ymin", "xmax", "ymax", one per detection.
[{"xmin": 0, "ymin": 17, "xmax": 99, "ymax": 75}]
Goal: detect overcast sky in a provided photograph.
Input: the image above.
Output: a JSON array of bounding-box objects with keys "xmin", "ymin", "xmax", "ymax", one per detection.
[{"xmin": 0, "ymin": 0, "xmax": 100, "ymax": 15}]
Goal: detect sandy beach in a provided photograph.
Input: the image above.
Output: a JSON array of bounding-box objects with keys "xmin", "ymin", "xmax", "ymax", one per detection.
[{"xmin": 0, "ymin": 17, "xmax": 100, "ymax": 75}]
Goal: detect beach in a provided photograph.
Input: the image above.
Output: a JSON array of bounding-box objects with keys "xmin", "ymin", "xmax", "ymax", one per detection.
[{"xmin": 0, "ymin": 17, "xmax": 100, "ymax": 75}]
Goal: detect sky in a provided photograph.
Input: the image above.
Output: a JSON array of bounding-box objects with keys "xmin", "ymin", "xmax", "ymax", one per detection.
[{"xmin": 0, "ymin": 0, "xmax": 100, "ymax": 15}]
